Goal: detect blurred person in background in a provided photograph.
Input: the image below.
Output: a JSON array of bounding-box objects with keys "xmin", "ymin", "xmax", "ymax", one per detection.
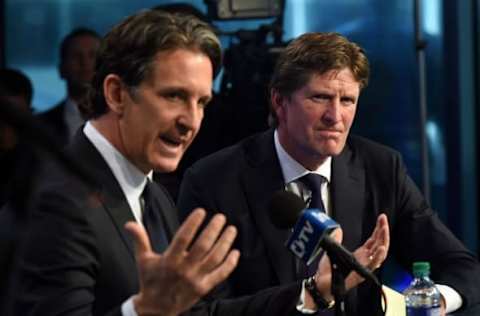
[
  {"xmin": 0, "ymin": 68, "xmax": 33, "ymax": 206},
  {"xmin": 39, "ymin": 28, "xmax": 100, "ymax": 145}
]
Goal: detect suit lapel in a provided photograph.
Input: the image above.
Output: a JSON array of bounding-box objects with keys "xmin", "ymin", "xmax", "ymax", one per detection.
[
  {"xmin": 331, "ymin": 141, "xmax": 366, "ymax": 251},
  {"xmin": 99, "ymin": 184, "xmax": 138, "ymax": 261},
  {"xmin": 68, "ymin": 131, "xmax": 137, "ymax": 262},
  {"xmin": 241, "ymin": 130, "xmax": 297, "ymax": 284}
]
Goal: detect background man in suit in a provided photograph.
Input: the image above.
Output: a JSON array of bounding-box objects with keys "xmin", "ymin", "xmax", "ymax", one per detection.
[
  {"xmin": 39, "ymin": 28, "xmax": 100, "ymax": 145},
  {"xmin": 9, "ymin": 11, "xmax": 386, "ymax": 316},
  {"xmin": 177, "ymin": 32, "xmax": 480, "ymax": 315}
]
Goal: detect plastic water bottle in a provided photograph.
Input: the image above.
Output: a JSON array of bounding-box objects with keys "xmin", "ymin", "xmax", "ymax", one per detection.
[{"xmin": 404, "ymin": 262, "xmax": 442, "ymax": 316}]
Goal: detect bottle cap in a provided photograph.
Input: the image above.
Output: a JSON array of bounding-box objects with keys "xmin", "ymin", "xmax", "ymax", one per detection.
[{"xmin": 413, "ymin": 261, "xmax": 430, "ymax": 277}]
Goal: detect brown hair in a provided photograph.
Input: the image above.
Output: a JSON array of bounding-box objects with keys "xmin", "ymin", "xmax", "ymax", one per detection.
[
  {"xmin": 81, "ymin": 9, "xmax": 221, "ymax": 119},
  {"xmin": 269, "ymin": 32, "xmax": 369, "ymax": 125}
]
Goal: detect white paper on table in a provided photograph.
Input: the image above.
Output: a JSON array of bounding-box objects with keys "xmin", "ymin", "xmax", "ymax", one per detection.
[{"xmin": 382, "ymin": 285, "xmax": 406, "ymax": 316}]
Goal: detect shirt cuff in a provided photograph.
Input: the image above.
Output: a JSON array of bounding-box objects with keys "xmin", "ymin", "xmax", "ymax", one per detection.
[
  {"xmin": 121, "ymin": 296, "xmax": 138, "ymax": 316},
  {"xmin": 296, "ymin": 279, "xmax": 318, "ymax": 314},
  {"xmin": 436, "ymin": 284, "xmax": 463, "ymax": 313}
]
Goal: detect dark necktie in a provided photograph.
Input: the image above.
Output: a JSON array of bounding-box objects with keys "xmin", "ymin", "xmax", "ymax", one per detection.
[
  {"xmin": 297, "ymin": 173, "xmax": 327, "ymax": 277},
  {"xmin": 299, "ymin": 173, "xmax": 326, "ymax": 212},
  {"xmin": 142, "ymin": 180, "xmax": 169, "ymax": 253}
]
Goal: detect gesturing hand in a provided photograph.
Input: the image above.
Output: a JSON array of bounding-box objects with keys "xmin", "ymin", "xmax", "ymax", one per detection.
[
  {"xmin": 309, "ymin": 213, "xmax": 390, "ymax": 305},
  {"xmin": 350, "ymin": 213, "xmax": 390, "ymax": 279},
  {"xmin": 125, "ymin": 208, "xmax": 240, "ymax": 316}
]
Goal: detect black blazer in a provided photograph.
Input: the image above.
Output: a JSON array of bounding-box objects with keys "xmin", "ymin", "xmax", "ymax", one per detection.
[
  {"xmin": 11, "ymin": 130, "xmax": 307, "ymax": 316},
  {"xmin": 178, "ymin": 129, "xmax": 480, "ymax": 315},
  {"xmin": 37, "ymin": 100, "xmax": 69, "ymax": 146},
  {"xmin": 12, "ymin": 131, "xmax": 178, "ymax": 315}
]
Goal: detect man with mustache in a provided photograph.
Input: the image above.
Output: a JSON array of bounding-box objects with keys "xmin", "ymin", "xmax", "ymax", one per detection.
[
  {"xmin": 8, "ymin": 11, "xmax": 388, "ymax": 316},
  {"xmin": 178, "ymin": 32, "xmax": 480, "ymax": 314}
]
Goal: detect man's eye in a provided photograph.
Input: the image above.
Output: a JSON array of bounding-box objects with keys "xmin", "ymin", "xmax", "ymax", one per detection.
[
  {"xmin": 165, "ymin": 93, "xmax": 181, "ymax": 100},
  {"xmin": 312, "ymin": 94, "xmax": 330, "ymax": 101},
  {"xmin": 341, "ymin": 97, "xmax": 355, "ymax": 105},
  {"xmin": 198, "ymin": 98, "xmax": 211, "ymax": 109}
]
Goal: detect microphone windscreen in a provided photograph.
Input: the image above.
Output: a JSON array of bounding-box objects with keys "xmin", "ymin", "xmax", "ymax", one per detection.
[{"xmin": 268, "ymin": 190, "xmax": 306, "ymax": 229}]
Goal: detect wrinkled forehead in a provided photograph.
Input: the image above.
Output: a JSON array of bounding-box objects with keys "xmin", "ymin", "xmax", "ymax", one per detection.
[{"xmin": 304, "ymin": 68, "xmax": 361, "ymax": 92}]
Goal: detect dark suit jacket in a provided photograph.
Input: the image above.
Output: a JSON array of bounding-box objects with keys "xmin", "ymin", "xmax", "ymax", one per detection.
[
  {"xmin": 38, "ymin": 100, "xmax": 69, "ymax": 146},
  {"xmin": 10, "ymin": 131, "xmax": 306, "ymax": 316},
  {"xmin": 177, "ymin": 129, "xmax": 480, "ymax": 315}
]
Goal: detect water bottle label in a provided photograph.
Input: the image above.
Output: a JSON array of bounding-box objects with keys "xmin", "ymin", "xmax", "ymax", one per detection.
[{"xmin": 406, "ymin": 306, "xmax": 441, "ymax": 316}]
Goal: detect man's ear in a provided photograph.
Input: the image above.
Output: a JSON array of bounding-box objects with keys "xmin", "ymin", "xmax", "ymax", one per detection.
[
  {"xmin": 270, "ymin": 89, "xmax": 287, "ymax": 123},
  {"xmin": 103, "ymin": 74, "xmax": 126, "ymax": 116}
]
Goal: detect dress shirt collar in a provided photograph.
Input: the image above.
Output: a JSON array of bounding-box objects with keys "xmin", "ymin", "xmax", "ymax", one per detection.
[
  {"xmin": 83, "ymin": 121, "xmax": 152, "ymax": 222},
  {"xmin": 273, "ymin": 129, "xmax": 331, "ymax": 184}
]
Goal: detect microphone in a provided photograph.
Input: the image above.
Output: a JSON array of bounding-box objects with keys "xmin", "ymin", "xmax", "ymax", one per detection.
[{"xmin": 268, "ymin": 190, "xmax": 380, "ymax": 286}]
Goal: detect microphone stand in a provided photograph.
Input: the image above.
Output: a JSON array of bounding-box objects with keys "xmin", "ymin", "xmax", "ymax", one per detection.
[
  {"xmin": 321, "ymin": 237, "xmax": 383, "ymax": 316},
  {"xmin": 327, "ymin": 250, "xmax": 349, "ymax": 316}
]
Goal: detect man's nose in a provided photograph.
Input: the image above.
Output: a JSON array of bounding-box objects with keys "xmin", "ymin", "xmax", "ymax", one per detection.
[
  {"xmin": 177, "ymin": 102, "xmax": 204, "ymax": 134},
  {"xmin": 322, "ymin": 98, "xmax": 341, "ymax": 124}
]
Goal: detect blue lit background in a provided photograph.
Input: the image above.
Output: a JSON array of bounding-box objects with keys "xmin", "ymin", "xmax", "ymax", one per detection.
[{"xmin": 5, "ymin": 0, "xmax": 478, "ymax": 294}]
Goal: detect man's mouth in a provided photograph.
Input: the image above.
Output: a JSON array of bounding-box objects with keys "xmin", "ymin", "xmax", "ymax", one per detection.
[
  {"xmin": 160, "ymin": 135, "xmax": 183, "ymax": 148},
  {"xmin": 317, "ymin": 129, "xmax": 342, "ymax": 138}
]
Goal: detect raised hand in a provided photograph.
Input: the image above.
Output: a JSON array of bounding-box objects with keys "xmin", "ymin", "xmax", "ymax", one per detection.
[
  {"xmin": 125, "ymin": 208, "xmax": 240, "ymax": 316},
  {"xmin": 348, "ymin": 213, "xmax": 390, "ymax": 283},
  {"xmin": 308, "ymin": 214, "xmax": 390, "ymax": 305}
]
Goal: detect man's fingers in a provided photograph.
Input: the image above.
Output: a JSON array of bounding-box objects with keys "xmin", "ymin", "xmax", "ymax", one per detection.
[
  {"xmin": 377, "ymin": 213, "xmax": 390, "ymax": 248},
  {"xmin": 199, "ymin": 225, "xmax": 238, "ymax": 272},
  {"xmin": 188, "ymin": 213, "xmax": 227, "ymax": 262},
  {"xmin": 201, "ymin": 249, "xmax": 240, "ymax": 290},
  {"xmin": 167, "ymin": 208, "xmax": 206, "ymax": 259},
  {"xmin": 330, "ymin": 227, "xmax": 343, "ymax": 244},
  {"xmin": 370, "ymin": 214, "xmax": 390, "ymax": 253},
  {"xmin": 366, "ymin": 213, "xmax": 390, "ymax": 253},
  {"xmin": 369, "ymin": 245, "xmax": 388, "ymax": 270},
  {"xmin": 125, "ymin": 221, "xmax": 152, "ymax": 258},
  {"xmin": 362, "ymin": 235, "xmax": 376, "ymax": 251},
  {"xmin": 365, "ymin": 214, "xmax": 390, "ymax": 269}
]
